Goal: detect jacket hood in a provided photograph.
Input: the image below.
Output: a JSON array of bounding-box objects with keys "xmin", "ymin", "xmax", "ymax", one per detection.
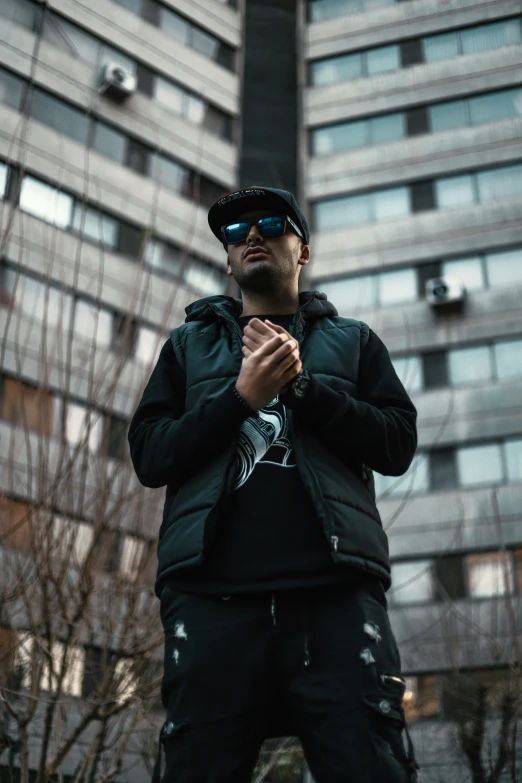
[{"xmin": 184, "ymin": 290, "xmax": 338, "ymax": 324}]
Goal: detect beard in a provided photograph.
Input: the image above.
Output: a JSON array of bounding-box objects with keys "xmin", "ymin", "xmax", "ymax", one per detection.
[{"xmin": 230, "ymin": 256, "xmax": 294, "ymax": 296}]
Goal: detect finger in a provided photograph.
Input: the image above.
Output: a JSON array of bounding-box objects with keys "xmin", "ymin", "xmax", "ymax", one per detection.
[
  {"xmin": 242, "ymin": 346, "xmax": 253, "ymax": 358},
  {"xmin": 247, "ymin": 319, "xmax": 277, "ymax": 337},
  {"xmin": 242, "ymin": 334, "xmax": 262, "ymax": 351},
  {"xmin": 265, "ymin": 320, "xmax": 290, "ymax": 337},
  {"xmin": 253, "ymin": 333, "xmax": 291, "ymax": 358},
  {"xmin": 277, "ymin": 351, "xmax": 300, "ymax": 375},
  {"xmin": 270, "ymin": 340, "xmax": 299, "ymax": 364},
  {"xmin": 280, "ymin": 359, "xmax": 302, "ymax": 381}
]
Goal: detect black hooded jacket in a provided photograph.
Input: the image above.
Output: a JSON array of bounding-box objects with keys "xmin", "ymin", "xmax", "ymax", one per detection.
[{"xmin": 128, "ymin": 291, "xmax": 417, "ymax": 595}]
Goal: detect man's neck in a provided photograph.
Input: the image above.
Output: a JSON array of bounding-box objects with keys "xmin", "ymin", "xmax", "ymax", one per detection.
[{"xmin": 240, "ymin": 293, "xmax": 299, "ymax": 317}]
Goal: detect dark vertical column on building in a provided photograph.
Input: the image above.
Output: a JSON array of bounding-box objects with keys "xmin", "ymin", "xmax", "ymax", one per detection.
[{"xmin": 239, "ymin": 0, "xmax": 298, "ymax": 194}]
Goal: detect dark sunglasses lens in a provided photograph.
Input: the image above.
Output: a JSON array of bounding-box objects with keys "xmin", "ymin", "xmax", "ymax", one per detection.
[
  {"xmin": 224, "ymin": 222, "xmax": 249, "ymax": 244},
  {"xmin": 259, "ymin": 216, "xmax": 285, "ymax": 237}
]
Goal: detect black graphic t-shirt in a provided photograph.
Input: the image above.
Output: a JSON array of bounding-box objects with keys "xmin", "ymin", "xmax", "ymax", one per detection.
[{"xmin": 174, "ymin": 314, "xmax": 348, "ymax": 594}]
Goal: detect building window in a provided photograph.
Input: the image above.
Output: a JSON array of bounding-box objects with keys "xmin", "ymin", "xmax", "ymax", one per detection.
[
  {"xmin": 0, "ymin": 67, "xmax": 24, "ymax": 110},
  {"xmin": 457, "ymin": 443, "xmax": 504, "ymax": 488},
  {"xmin": 435, "ymin": 173, "xmax": 475, "ymax": 209},
  {"xmin": 447, "ymin": 345, "xmax": 493, "ymax": 387},
  {"xmin": 435, "ymin": 555, "xmax": 466, "ymax": 600},
  {"xmin": 111, "ymin": 0, "xmax": 142, "ymax": 13},
  {"xmin": 389, "ymin": 560, "xmax": 434, "ymax": 605},
  {"xmin": 29, "ymin": 88, "xmax": 89, "ymax": 145},
  {"xmin": 183, "ymin": 261, "xmax": 227, "ymax": 297},
  {"xmin": 378, "ymin": 267, "xmax": 417, "ymax": 306},
  {"xmin": 403, "ymin": 676, "xmax": 440, "ymax": 723},
  {"xmin": 119, "ymin": 534, "xmax": 146, "ymax": 579},
  {"xmin": 0, "ymin": 161, "xmax": 7, "ymax": 198},
  {"xmin": 429, "ymin": 98, "xmax": 468, "ymax": 133},
  {"xmin": 19, "ymin": 175, "xmax": 74, "ymax": 229},
  {"xmin": 312, "ymin": 112, "xmax": 405, "ymax": 155},
  {"xmin": 52, "ymin": 515, "xmax": 94, "ymax": 566},
  {"xmin": 390, "ymin": 355, "xmax": 423, "ymax": 394},
  {"xmin": 468, "ymin": 87, "xmax": 522, "ymax": 126},
  {"xmin": 429, "ymin": 449, "xmax": 457, "ymax": 491},
  {"xmin": 3, "ymin": 268, "xmax": 73, "ymax": 328},
  {"xmin": 158, "ymin": 6, "xmax": 234, "ymax": 69},
  {"xmin": 18, "ymin": 634, "xmax": 84, "ymax": 696},
  {"xmin": 375, "ymin": 454, "xmax": 429, "ymax": 498},
  {"xmin": 102, "ymin": 414, "xmax": 128, "ymax": 460},
  {"xmin": 422, "ymin": 351, "xmax": 448, "ymax": 389},
  {"xmin": 72, "ymin": 205, "xmax": 119, "ymax": 249},
  {"xmin": 111, "ymin": 314, "xmax": 138, "ymax": 355},
  {"xmin": 494, "ymin": 337, "xmax": 522, "ymax": 381},
  {"xmin": 309, "ymin": 0, "xmax": 395, "ymax": 24},
  {"xmin": 0, "ymin": 376, "xmax": 60, "ymax": 437},
  {"xmin": 42, "ymin": 15, "xmax": 137, "ymax": 74},
  {"xmin": 0, "ymin": 0, "xmax": 40, "ymax": 30},
  {"xmin": 127, "ymin": 138, "xmax": 150, "ymax": 176},
  {"xmin": 466, "ymin": 552, "xmax": 514, "ymax": 598},
  {"xmin": 136, "ymin": 326, "xmax": 160, "ymax": 365},
  {"xmin": 311, "ymin": 44, "xmax": 400, "ymax": 86},
  {"xmin": 504, "ymin": 438, "xmax": 522, "ymax": 482},
  {"xmin": 151, "ymin": 154, "xmax": 190, "ymax": 196},
  {"xmin": 65, "ymin": 402, "xmax": 104, "ymax": 453},
  {"xmin": 486, "ymin": 248, "xmax": 522, "ymax": 288},
  {"xmin": 0, "ymin": 498, "xmax": 32, "ymax": 551},
  {"xmin": 423, "ymin": 18, "xmax": 522, "ymax": 62},
  {"xmin": 314, "ymin": 185, "xmax": 409, "ymax": 231},
  {"xmin": 441, "ymin": 256, "xmax": 485, "ymax": 292},
  {"xmin": 477, "ymin": 162, "xmax": 522, "ymax": 202},
  {"xmin": 73, "ymin": 300, "xmax": 113, "ymax": 347},
  {"xmin": 91, "ymin": 121, "xmax": 127, "ymax": 164},
  {"xmin": 144, "ymin": 238, "xmax": 181, "ymax": 275}
]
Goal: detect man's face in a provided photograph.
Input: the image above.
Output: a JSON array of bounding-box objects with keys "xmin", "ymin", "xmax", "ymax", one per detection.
[{"xmin": 225, "ymin": 209, "xmax": 310, "ymax": 294}]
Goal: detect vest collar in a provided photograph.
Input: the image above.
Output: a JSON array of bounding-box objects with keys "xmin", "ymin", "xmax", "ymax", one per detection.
[{"xmin": 184, "ymin": 290, "xmax": 338, "ymax": 324}]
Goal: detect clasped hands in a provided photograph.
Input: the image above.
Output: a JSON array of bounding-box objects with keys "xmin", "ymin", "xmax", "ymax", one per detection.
[{"xmin": 234, "ymin": 318, "xmax": 302, "ymax": 411}]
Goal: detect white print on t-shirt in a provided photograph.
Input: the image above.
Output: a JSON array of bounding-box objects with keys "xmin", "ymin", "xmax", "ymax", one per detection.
[{"xmin": 232, "ymin": 396, "xmax": 296, "ymax": 490}]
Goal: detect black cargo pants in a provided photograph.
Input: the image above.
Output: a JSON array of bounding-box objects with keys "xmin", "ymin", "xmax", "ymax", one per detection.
[{"xmin": 155, "ymin": 578, "xmax": 420, "ymax": 783}]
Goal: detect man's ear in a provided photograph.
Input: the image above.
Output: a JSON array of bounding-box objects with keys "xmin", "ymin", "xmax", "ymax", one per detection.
[
  {"xmin": 226, "ymin": 256, "xmax": 233, "ymax": 275},
  {"xmin": 298, "ymin": 243, "xmax": 310, "ymax": 267}
]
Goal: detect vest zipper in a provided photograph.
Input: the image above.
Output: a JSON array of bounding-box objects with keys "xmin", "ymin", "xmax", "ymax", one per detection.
[{"xmin": 330, "ymin": 535, "xmax": 339, "ymax": 552}]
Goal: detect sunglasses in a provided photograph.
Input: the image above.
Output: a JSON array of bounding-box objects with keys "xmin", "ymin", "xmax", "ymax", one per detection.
[{"xmin": 221, "ymin": 215, "xmax": 303, "ymax": 246}]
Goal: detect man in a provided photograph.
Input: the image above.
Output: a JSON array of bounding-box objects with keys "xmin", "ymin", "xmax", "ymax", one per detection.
[{"xmin": 129, "ymin": 186, "xmax": 420, "ymax": 783}]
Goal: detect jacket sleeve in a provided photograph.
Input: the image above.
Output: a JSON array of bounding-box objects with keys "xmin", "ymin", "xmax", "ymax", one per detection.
[
  {"xmin": 128, "ymin": 338, "xmax": 253, "ymax": 488},
  {"xmin": 286, "ymin": 328, "xmax": 417, "ymax": 476}
]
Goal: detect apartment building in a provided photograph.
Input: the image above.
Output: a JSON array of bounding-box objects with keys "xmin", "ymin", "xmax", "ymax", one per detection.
[{"xmin": 305, "ymin": 0, "xmax": 522, "ymax": 778}]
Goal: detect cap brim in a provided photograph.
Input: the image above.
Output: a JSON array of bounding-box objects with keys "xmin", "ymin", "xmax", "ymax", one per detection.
[{"xmin": 208, "ymin": 193, "xmax": 300, "ymax": 243}]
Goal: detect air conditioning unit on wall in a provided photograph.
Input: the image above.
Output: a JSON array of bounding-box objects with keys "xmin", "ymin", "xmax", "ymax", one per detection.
[
  {"xmin": 425, "ymin": 277, "xmax": 465, "ymax": 308},
  {"xmin": 99, "ymin": 63, "xmax": 136, "ymax": 101}
]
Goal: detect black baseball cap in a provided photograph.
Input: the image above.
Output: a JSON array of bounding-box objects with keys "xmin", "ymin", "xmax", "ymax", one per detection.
[{"xmin": 208, "ymin": 186, "xmax": 310, "ymax": 247}]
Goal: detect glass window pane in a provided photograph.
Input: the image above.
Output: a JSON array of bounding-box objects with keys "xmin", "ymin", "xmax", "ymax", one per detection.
[
  {"xmin": 0, "ymin": 67, "xmax": 24, "ymax": 110},
  {"xmin": 30, "ymin": 89, "xmax": 89, "ymax": 145},
  {"xmin": 494, "ymin": 338, "xmax": 522, "ymax": 381},
  {"xmin": 43, "ymin": 17, "xmax": 100, "ymax": 64},
  {"xmin": 0, "ymin": 162, "xmax": 7, "ymax": 198},
  {"xmin": 366, "ymin": 45, "xmax": 400, "ymax": 76},
  {"xmin": 461, "ymin": 19, "xmax": 522, "ymax": 55},
  {"xmin": 152, "ymin": 154, "xmax": 188, "ymax": 195},
  {"xmin": 375, "ymin": 453, "xmax": 429, "ymax": 498},
  {"xmin": 469, "ymin": 88, "xmax": 522, "ymax": 126},
  {"xmin": 448, "ymin": 345, "xmax": 493, "ymax": 386},
  {"xmin": 486, "ymin": 248, "xmax": 522, "ymax": 288},
  {"xmin": 184, "ymin": 262, "xmax": 226, "ymax": 296},
  {"xmin": 429, "ymin": 99, "xmax": 468, "ymax": 132},
  {"xmin": 91, "ymin": 122, "xmax": 126, "ymax": 164},
  {"xmin": 65, "ymin": 403, "xmax": 103, "ymax": 452},
  {"xmin": 457, "ymin": 443, "xmax": 504, "ymax": 487},
  {"xmin": 467, "ymin": 552, "xmax": 514, "ymax": 598},
  {"xmin": 379, "ymin": 267, "xmax": 417, "ymax": 306},
  {"xmin": 4, "ymin": 269, "xmax": 72, "ymax": 328},
  {"xmin": 505, "ymin": 438, "xmax": 522, "ymax": 482},
  {"xmin": 314, "ymin": 194, "xmax": 372, "ymax": 231},
  {"xmin": 365, "ymin": 0, "xmax": 395, "ymax": 9},
  {"xmin": 136, "ymin": 327, "xmax": 160, "ymax": 364},
  {"xmin": 317, "ymin": 275, "xmax": 377, "ymax": 310},
  {"xmin": 477, "ymin": 163, "xmax": 522, "ymax": 203},
  {"xmin": 192, "ymin": 27, "xmax": 220, "ymax": 60},
  {"xmin": 155, "ymin": 76, "xmax": 185, "ymax": 115},
  {"xmin": 313, "ymin": 120, "xmax": 367, "ymax": 155},
  {"xmin": 373, "ymin": 186, "xmax": 410, "ymax": 222},
  {"xmin": 20, "ymin": 176, "xmax": 73, "ymax": 228},
  {"xmin": 423, "ymin": 31, "xmax": 459, "ymax": 62},
  {"xmin": 435, "ymin": 174, "xmax": 475, "ymax": 208},
  {"xmin": 73, "ymin": 300, "xmax": 112, "ymax": 346},
  {"xmin": 186, "ymin": 95, "xmax": 205, "ymax": 124},
  {"xmin": 309, "ymin": 0, "xmax": 363, "ymax": 23},
  {"xmin": 370, "ymin": 113, "xmax": 405, "ymax": 145},
  {"xmin": 311, "ymin": 53, "xmax": 363, "ymax": 86},
  {"xmin": 442, "ymin": 257, "xmax": 485, "ymax": 291},
  {"xmin": 72, "ymin": 206, "xmax": 118, "ymax": 249},
  {"xmin": 144, "ymin": 238, "xmax": 181, "ymax": 275},
  {"xmin": 391, "ymin": 355, "xmax": 423, "ymax": 393},
  {"xmin": 111, "ymin": 0, "xmax": 142, "ymax": 13},
  {"xmin": 0, "ymin": 0, "xmax": 37, "ymax": 29},
  {"xmin": 159, "ymin": 7, "xmax": 189, "ymax": 44},
  {"xmin": 389, "ymin": 560, "xmax": 434, "ymax": 605}
]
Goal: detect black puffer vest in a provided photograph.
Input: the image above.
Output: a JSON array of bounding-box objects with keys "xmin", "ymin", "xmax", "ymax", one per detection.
[{"xmin": 157, "ymin": 291, "xmax": 391, "ymax": 592}]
